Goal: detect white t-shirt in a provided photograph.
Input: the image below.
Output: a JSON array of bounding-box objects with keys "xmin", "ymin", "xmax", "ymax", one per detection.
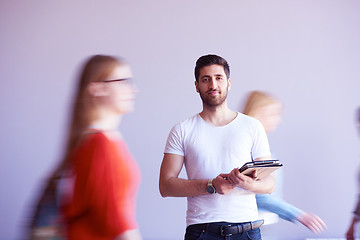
[{"xmin": 164, "ymin": 113, "xmax": 271, "ymax": 226}]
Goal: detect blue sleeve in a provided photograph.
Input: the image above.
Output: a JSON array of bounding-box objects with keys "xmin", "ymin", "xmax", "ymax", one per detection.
[{"xmin": 256, "ymin": 194, "xmax": 303, "ymax": 222}]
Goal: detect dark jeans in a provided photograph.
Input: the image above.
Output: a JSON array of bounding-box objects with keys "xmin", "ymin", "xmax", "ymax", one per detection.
[{"xmin": 185, "ymin": 222, "xmax": 262, "ymax": 240}]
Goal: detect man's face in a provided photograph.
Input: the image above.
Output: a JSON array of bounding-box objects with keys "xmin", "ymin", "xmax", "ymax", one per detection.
[{"xmin": 195, "ymin": 64, "xmax": 231, "ymax": 108}]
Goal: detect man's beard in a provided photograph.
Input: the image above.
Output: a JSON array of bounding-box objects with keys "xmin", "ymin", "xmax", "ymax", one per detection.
[{"xmin": 199, "ymin": 88, "xmax": 228, "ymax": 108}]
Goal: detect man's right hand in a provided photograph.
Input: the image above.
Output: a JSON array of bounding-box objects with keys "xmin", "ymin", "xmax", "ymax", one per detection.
[{"xmin": 212, "ymin": 174, "xmax": 235, "ymax": 194}]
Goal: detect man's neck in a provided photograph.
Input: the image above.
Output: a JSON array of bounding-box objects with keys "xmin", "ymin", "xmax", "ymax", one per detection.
[{"xmin": 200, "ymin": 103, "xmax": 237, "ymax": 127}]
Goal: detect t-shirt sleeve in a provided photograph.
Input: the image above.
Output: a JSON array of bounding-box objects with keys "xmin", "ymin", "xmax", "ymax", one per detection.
[
  {"xmin": 164, "ymin": 123, "xmax": 185, "ymax": 156},
  {"xmin": 251, "ymin": 119, "xmax": 271, "ymax": 160}
]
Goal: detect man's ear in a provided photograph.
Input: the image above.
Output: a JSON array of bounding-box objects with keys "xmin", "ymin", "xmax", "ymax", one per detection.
[
  {"xmin": 195, "ymin": 80, "xmax": 199, "ymax": 93},
  {"xmin": 87, "ymin": 82, "xmax": 109, "ymax": 97},
  {"xmin": 227, "ymin": 78, "xmax": 231, "ymax": 91}
]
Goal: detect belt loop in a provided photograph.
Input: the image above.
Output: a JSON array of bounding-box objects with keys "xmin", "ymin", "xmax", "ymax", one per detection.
[
  {"xmin": 250, "ymin": 221, "xmax": 253, "ymax": 230},
  {"xmin": 237, "ymin": 224, "xmax": 243, "ymax": 233}
]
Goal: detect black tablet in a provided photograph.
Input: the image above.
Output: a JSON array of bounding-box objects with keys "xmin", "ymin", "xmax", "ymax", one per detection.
[{"xmin": 239, "ymin": 160, "xmax": 283, "ymax": 180}]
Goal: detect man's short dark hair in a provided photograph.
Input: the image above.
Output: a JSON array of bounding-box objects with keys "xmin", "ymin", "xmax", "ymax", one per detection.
[{"xmin": 194, "ymin": 54, "xmax": 230, "ymax": 82}]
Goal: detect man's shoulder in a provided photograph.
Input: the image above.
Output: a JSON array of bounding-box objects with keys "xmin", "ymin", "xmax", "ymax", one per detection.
[
  {"xmin": 168, "ymin": 114, "xmax": 201, "ymax": 136},
  {"xmin": 174, "ymin": 114, "xmax": 200, "ymax": 127},
  {"xmin": 235, "ymin": 112, "xmax": 260, "ymax": 125}
]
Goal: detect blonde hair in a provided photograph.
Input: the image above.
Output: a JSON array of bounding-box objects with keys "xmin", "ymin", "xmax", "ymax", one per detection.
[
  {"xmin": 29, "ymin": 55, "xmax": 126, "ymax": 232},
  {"xmin": 58, "ymin": 55, "xmax": 124, "ymax": 174},
  {"xmin": 242, "ymin": 91, "xmax": 279, "ymax": 117}
]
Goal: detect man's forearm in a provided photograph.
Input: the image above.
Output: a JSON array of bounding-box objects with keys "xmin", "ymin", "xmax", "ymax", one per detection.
[
  {"xmin": 159, "ymin": 177, "xmax": 208, "ymax": 197},
  {"xmin": 251, "ymin": 175, "xmax": 275, "ymax": 194}
]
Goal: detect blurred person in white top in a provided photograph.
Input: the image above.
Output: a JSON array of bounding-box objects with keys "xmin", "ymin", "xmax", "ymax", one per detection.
[{"xmin": 242, "ymin": 90, "xmax": 326, "ymax": 235}]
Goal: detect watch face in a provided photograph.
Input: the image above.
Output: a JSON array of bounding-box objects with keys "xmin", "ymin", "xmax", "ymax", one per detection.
[{"xmin": 207, "ymin": 185, "xmax": 215, "ymax": 194}]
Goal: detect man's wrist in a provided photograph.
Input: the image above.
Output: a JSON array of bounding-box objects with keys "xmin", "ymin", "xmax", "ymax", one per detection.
[{"xmin": 206, "ymin": 179, "xmax": 216, "ymax": 194}]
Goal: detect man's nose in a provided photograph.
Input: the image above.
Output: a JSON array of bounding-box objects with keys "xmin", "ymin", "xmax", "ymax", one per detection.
[{"xmin": 209, "ymin": 78, "xmax": 217, "ymax": 89}]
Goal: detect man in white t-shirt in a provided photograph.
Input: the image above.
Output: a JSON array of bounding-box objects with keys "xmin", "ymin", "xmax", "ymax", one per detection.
[{"xmin": 159, "ymin": 54, "xmax": 275, "ymax": 240}]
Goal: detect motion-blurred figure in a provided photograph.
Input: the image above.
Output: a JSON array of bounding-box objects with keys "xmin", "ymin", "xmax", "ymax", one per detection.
[
  {"xmin": 30, "ymin": 55, "xmax": 141, "ymax": 240},
  {"xmin": 242, "ymin": 90, "xmax": 326, "ymax": 234},
  {"xmin": 346, "ymin": 107, "xmax": 360, "ymax": 240}
]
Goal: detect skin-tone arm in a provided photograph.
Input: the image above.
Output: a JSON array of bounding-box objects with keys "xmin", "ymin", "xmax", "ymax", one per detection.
[
  {"xmin": 226, "ymin": 156, "xmax": 275, "ymax": 194},
  {"xmin": 296, "ymin": 212, "xmax": 327, "ymax": 234},
  {"xmin": 159, "ymin": 153, "xmax": 235, "ymax": 197},
  {"xmin": 159, "ymin": 154, "xmax": 275, "ymax": 197}
]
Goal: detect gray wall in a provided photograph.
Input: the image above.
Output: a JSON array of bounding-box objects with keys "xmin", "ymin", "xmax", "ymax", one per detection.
[{"xmin": 1, "ymin": 1, "xmax": 359, "ymax": 239}]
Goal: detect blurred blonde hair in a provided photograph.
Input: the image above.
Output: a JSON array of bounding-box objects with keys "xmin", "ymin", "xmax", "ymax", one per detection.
[
  {"xmin": 242, "ymin": 90, "xmax": 279, "ymax": 117},
  {"xmin": 58, "ymin": 55, "xmax": 125, "ymax": 174},
  {"xmin": 29, "ymin": 55, "xmax": 127, "ymax": 235}
]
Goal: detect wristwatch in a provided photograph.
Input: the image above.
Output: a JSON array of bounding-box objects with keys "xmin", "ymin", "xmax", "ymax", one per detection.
[{"xmin": 206, "ymin": 179, "xmax": 216, "ymax": 194}]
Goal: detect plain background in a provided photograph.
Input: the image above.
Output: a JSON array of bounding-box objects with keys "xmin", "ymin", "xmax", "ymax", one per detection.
[{"xmin": 1, "ymin": 1, "xmax": 360, "ymax": 239}]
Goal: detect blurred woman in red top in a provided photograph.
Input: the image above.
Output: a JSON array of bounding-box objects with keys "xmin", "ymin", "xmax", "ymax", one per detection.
[{"xmin": 60, "ymin": 55, "xmax": 141, "ymax": 240}]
